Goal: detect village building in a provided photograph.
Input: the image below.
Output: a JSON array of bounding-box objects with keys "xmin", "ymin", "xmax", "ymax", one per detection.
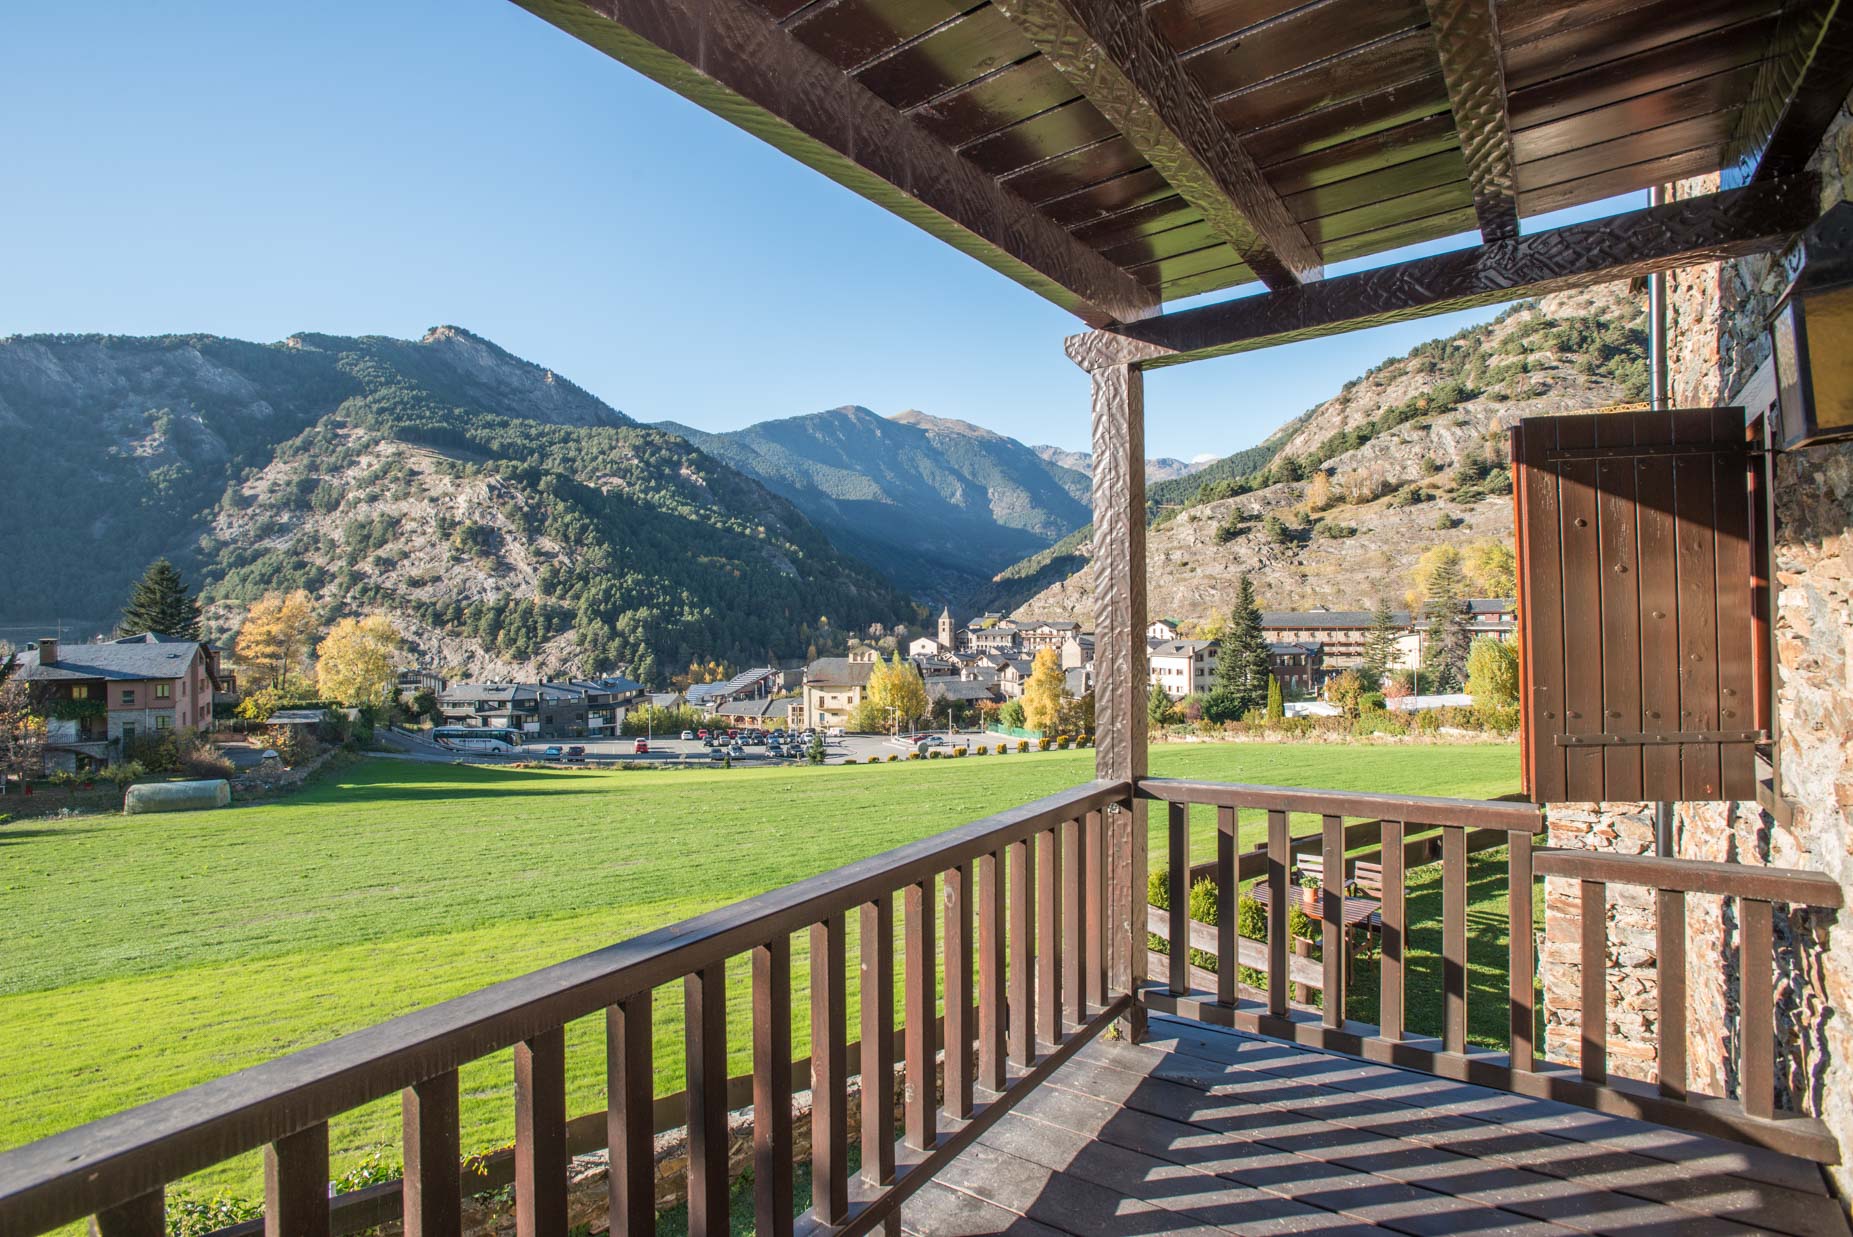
[{"xmin": 14, "ymin": 634, "xmax": 222, "ymax": 770}]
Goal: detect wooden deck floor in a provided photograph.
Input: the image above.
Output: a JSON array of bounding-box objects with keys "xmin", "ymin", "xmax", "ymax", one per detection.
[{"xmin": 904, "ymin": 1016, "xmax": 1848, "ymax": 1237}]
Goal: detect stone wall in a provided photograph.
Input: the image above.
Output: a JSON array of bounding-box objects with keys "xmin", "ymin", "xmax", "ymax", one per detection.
[{"xmin": 1539, "ymin": 98, "xmax": 1853, "ymax": 1202}]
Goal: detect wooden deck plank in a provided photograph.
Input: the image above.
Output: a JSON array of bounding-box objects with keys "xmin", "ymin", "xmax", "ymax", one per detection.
[
  {"xmin": 1127, "ymin": 1022, "xmax": 1841, "ymax": 1234},
  {"xmin": 901, "ymin": 1017, "xmax": 1841, "ymax": 1237},
  {"xmin": 1138, "ymin": 1020, "xmax": 1832, "ymax": 1195}
]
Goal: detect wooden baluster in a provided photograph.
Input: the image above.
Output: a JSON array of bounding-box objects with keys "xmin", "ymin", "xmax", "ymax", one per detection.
[
  {"xmin": 1038, "ymin": 826, "xmax": 1062, "ymax": 1041},
  {"xmin": 1063, "ymin": 817, "xmax": 1086, "ymax": 1027},
  {"xmin": 1085, "ymin": 811, "xmax": 1106, "ymax": 1009},
  {"xmin": 978, "ymin": 850, "xmax": 1007, "ymax": 1091},
  {"xmin": 1217, "ymin": 806, "xmax": 1237, "ymax": 1006},
  {"xmin": 1507, "ymin": 834, "xmax": 1535, "ymax": 1072},
  {"xmin": 515, "ymin": 1027, "xmax": 568, "ymax": 1237},
  {"xmin": 608, "ymin": 991, "xmax": 656, "ymax": 1237},
  {"xmin": 1739, "ymin": 898, "xmax": 1774, "ymax": 1119},
  {"xmin": 1008, "ymin": 837, "xmax": 1035, "ymax": 1065},
  {"xmin": 403, "ymin": 1070, "xmax": 462, "ymax": 1237},
  {"xmin": 754, "ymin": 939, "xmax": 794, "ymax": 1237},
  {"xmin": 265, "ymin": 1121, "xmax": 330, "ymax": 1237},
  {"xmin": 1580, "ymin": 880, "xmax": 1608, "ymax": 1083},
  {"xmin": 944, "ymin": 860, "xmax": 974, "ymax": 1119},
  {"xmin": 905, "ymin": 877, "xmax": 938, "ymax": 1150},
  {"xmin": 1380, "ymin": 820, "xmax": 1405, "ymax": 1041},
  {"xmin": 1167, "ymin": 803, "xmax": 1188, "ymax": 996},
  {"xmin": 1267, "ymin": 809, "xmax": 1289, "ymax": 1016},
  {"xmin": 91, "ymin": 1189, "xmax": 164, "ymax": 1237},
  {"xmin": 1321, "ymin": 814, "xmax": 1345, "ymax": 1029},
  {"xmin": 1657, "ymin": 888, "xmax": 1688, "ymax": 1100},
  {"xmin": 1442, "ymin": 825, "xmax": 1468, "ymax": 1054},
  {"xmin": 861, "ymin": 894, "xmax": 896, "ymax": 1192},
  {"xmin": 810, "ymin": 916, "xmax": 848, "ymax": 1225},
  {"xmin": 686, "ymin": 967, "xmax": 728, "ymax": 1237}
]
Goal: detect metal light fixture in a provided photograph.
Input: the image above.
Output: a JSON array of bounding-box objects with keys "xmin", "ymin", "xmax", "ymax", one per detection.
[{"xmin": 1769, "ymin": 202, "xmax": 1853, "ymax": 450}]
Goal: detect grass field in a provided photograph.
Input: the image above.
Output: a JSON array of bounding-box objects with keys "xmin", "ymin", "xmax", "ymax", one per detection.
[{"xmin": 0, "ymin": 742, "xmax": 1519, "ymax": 1211}]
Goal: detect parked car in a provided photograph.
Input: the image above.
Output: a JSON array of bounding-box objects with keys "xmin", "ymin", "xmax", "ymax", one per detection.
[
  {"xmin": 633, "ymin": 739, "xmax": 649, "ymax": 754},
  {"xmin": 827, "ymin": 726, "xmax": 845, "ymax": 738},
  {"xmin": 680, "ymin": 730, "xmax": 695, "ymax": 741},
  {"xmin": 708, "ymin": 747, "xmax": 728, "ymax": 762},
  {"xmin": 697, "ymin": 729, "xmax": 710, "ymax": 739},
  {"xmin": 728, "ymin": 742, "xmax": 745, "ymax": 757},
  {"xmin": 564, "ymin": 746, "xmax": 586, "ymax": 763},
  {"xmin": 541, "ymin": 746, "xmax": 564, "ymax": 761}
]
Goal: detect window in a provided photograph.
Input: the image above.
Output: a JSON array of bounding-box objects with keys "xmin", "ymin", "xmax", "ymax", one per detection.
[
  {"xmin": 70, "ymin": 685, "xmax": 89, "ymax": 700},
  {"xmin": 121, "ymin": 689, "xmax": 136, "ymax": 705},
  {"xmin": 155, "ymin": 683, "xmax": 171, "ymax": 699},
  {"xmin": 120, "ymin": 723, "xmax": 136, "ymax": 744},
  {"xmin": 155, "ymin": 715, "xmax": 172, "ymax": 731}
]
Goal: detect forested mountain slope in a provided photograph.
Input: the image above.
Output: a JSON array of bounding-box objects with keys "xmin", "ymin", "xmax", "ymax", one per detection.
[
  {"xmin": 0, "ymin": 328, "xmax": 913, "ymax": 678},
  {"xmin": 657, "ymin": 405, "xmax": 1093, "ymax": 601},
  {"xmin": 996, "ymin": 282, "xmax": 1648, "ymax": 624}
]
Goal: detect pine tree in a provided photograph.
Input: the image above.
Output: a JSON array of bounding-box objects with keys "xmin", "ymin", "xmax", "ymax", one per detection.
[
  {"xmin": 1360, "ymin": 597, "xmax": 1399, "ymax": 689},
  {"xmin": 1206, "ymin": 575, "xmax": 1270, "ymax": 722},
  {"xmin": 1421, "ymin": 556, "xmax": 1472, "ymax": 691},
  {"xmin": 118, "ymin": 559, "xmax": 202, "ymax": 641},
  {"xmin": 1265, "ymin": 675, "xmax": 1284, "ymax": 721}
]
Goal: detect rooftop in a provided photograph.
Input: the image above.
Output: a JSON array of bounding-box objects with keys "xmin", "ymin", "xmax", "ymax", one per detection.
[{"xmin": 15, "ymin": 633, "xmax": 209, "ymax": 684}]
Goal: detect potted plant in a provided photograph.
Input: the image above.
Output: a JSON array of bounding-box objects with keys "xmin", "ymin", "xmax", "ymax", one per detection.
[{"xmin": 1300, "ymin": 874, "xmax": 1322, "ymax": 911}]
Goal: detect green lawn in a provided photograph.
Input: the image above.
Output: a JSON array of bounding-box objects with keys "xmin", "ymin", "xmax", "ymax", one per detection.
[{"xmin": 0, "ymin": 742, "xmax": 1518, "ymax": 1213}]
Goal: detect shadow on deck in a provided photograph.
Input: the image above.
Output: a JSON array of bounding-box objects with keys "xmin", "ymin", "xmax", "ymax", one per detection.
[{"xmin": 906, "ymin": 1016, "xmax": 1848, "ymax": 1237}]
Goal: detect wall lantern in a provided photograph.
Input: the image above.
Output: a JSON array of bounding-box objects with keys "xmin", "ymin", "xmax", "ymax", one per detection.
[{"xmin": 1770, "ymin": 201, "xmax": 1853, "ymax": 450}]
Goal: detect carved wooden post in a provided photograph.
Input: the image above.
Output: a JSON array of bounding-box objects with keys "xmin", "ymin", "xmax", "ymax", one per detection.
[{"xmin": 1073, "ymin": 332, "xmax": 1149, "ymax": 1040}]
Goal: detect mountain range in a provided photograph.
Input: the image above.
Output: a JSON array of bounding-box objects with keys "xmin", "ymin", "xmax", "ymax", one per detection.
[
  {"xmin": 0, "ymin": 328, "xmax": 912, "ymax": 678},
  {"xmin": 0, "ymin": 281, "xmax": 1646, "ymax": 679},
  {"xmin": 654, "ymin": 406, "xmax": 1092, "ymax": 600}
]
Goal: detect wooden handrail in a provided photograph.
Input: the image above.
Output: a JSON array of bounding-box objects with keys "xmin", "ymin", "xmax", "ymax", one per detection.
[
  {"xmin": 1135, "ymin": 776, "xmax": 1846, "ymax": 1164},
  {"xmin": 1137, "ymin": 777, "xmax": 1544, "ymax": 831},
  {"xmin": 0, "ymin": 779, "xmax": 1131, "ymax": 1237},
  {"xmin": 1532, "ymin": 849, "xmax": 1845, "ymax": 905}
]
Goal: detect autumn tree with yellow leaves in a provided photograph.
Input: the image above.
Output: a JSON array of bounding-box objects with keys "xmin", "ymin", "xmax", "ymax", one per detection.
[
  {"xmin": 233, "ymin": 590, "xmax": 320, "ymax": 690},
  {"xmin": 1022, "ymin": 647, "xmax": 1068, "ymax": 732},
  {"xmin": 316, "ymin": 615, "xmax": 404, "ymax": 707}
]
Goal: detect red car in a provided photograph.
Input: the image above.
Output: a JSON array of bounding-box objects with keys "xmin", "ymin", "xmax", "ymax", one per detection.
[
  {"xmin": 697, "ymin": 729, "xmax": 709, "ymax": 739},
  {"xmin": 633, "ymin": 739, "xmax": 649, "ymax": 754}
]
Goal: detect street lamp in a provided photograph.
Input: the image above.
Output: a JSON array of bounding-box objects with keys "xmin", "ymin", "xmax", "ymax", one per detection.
[{"xmin": 1770, "ymin": 202, "xmax": 1853, "ymax": 450}]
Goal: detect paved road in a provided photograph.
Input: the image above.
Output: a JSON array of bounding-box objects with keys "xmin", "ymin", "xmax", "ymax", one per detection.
[{"xmin": 374, "ymin": 728, "xmax": 1008, "ymax": 767}]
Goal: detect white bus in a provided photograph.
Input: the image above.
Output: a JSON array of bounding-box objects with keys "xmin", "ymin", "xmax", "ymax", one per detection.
[{"xmin": 431, "ymin": 726, "xmax": 524, "ymax": 754}]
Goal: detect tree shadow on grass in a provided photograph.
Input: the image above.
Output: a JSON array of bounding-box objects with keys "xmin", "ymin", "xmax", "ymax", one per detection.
[{"xmin": 0, "ymin": 823, "xmax": 101, "ymax": 847}]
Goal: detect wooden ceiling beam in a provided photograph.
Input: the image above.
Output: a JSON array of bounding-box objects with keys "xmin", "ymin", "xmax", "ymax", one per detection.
[
  {"xmin": 508, "ymin": 0, "xmax": 1159, "ymax": 326},
  {"xmin": 1066, "ymin": 175, "xmax": 1818, "ymax": 371},
  {"xmin": 987, "ymin": 0, "xmax": 1323, "ymax": 290},
  {"xmin": 1423, "ymin": 0, "xmax": 1521, "ymax": 242},
  {"xmin": 1724, "ymin": 0, "xmax": 1853, "ymax": 187}
]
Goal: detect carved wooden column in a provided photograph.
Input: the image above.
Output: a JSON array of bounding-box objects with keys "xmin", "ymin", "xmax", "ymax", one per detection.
[{"xmin": 1073, "ymin": 331, "xmax": 1150, "ymax": 1040}]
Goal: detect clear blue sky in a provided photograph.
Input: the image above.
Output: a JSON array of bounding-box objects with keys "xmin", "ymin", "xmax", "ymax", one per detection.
[{"xmin": 1, "ymin": 1, "xmax": 1642, "ymax": 461}]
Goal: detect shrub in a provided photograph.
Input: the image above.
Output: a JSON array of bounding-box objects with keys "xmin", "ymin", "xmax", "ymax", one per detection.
[
  {"xmin": 1017, "ymin": 740, "xmax": 1030, "ymax": 753},
  {"xmin": 906, "ymin": 751, "xmax": 921, "ymax": 760},
  {"xmin": 168, "ymin": 1192, "xmax": 265, "ymax": 1237},
  {"xmin": 1037, "ymin": 737, "xmax": 1052, "ymax": 751},
  {"xmin": 1236, "ymin": 895, "xmax": 1267, "ymax": 941},
  {"xmin": 1188, "ymin": 877, "xmax": 1219, "ymax": 926},
  {"xmin": 951, "ymin": 746, "xmax": 967, "ymax": 757},
  {"xmin": 867, "ymin": 756, "xmax": 880, "ymax": 764},
  {"xmin": 928, "ymin": 749, "xmax": 942, "ymax": 759},
  {"xmin": 887, "ymin": 753, "xmax": 898, "ymax": 762},
  {"xmin": 1289, "ymin": 905, "xmax": 1319, "ymax": 942},
  {"xmin": 975, "ymin": 744, "xmax": 988, "ymax": 755}
]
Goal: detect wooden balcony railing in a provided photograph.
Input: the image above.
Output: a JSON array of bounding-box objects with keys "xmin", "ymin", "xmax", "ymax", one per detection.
[
  {"xmin": 0, "ymin": 775, "xmax": 1841, "ymax": 1237},
  {"xmin": 1137, "ymin": 778, "xmax": 1844, "ymax": 1163},
  {"xmin": 0, "ymin": 779, "xmax": 1134, "ymax": 1237}
]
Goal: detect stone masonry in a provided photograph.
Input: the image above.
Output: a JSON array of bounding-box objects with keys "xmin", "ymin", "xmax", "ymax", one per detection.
[{"xmin": 1540, "ymin": 98, "xmax": 1853, "ymax": 1205}]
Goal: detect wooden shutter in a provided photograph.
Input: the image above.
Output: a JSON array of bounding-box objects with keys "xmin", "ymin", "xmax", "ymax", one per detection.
[{"xmin": 1513, "ymin": 409, "xmax": 1759, "ymax": 803}]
